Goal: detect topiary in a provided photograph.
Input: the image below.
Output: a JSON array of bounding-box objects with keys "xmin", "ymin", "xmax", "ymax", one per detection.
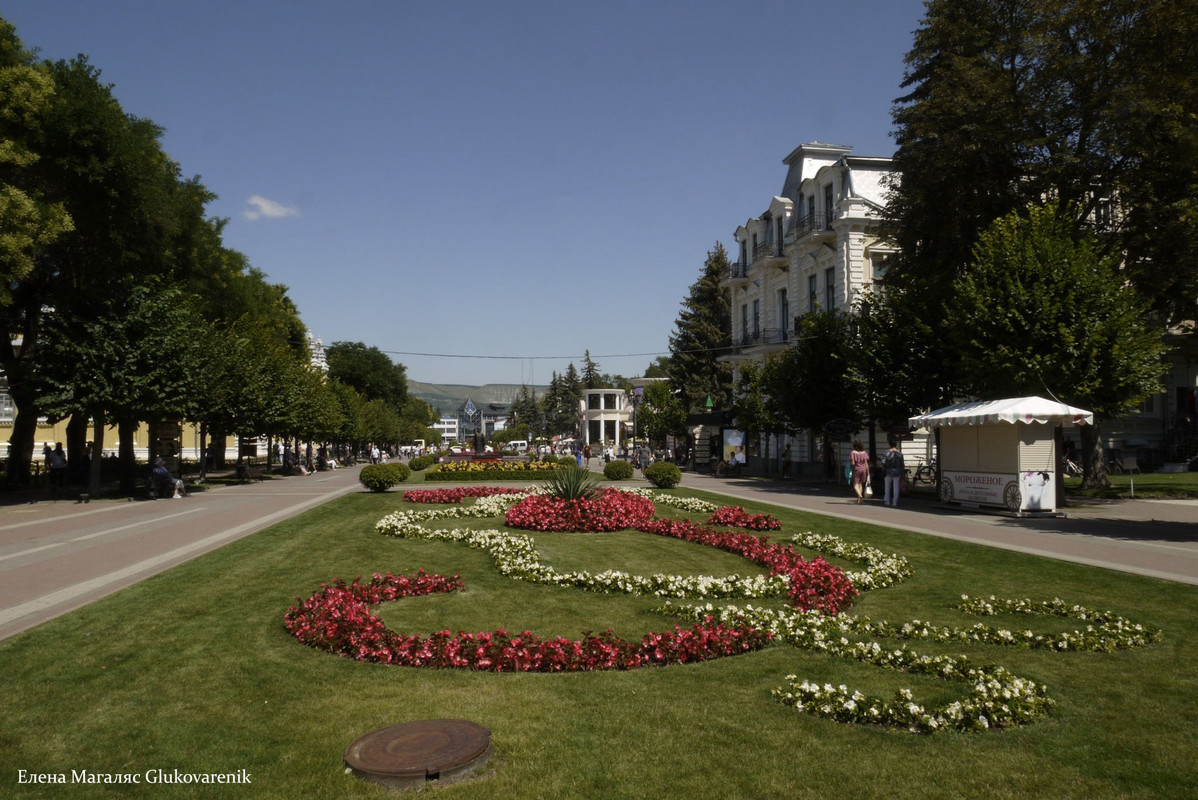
[
  {"xmin": 603, "ymin": 459, "xmax": 634, "ymax": 481},
  {"xmin": 408, "ymin": 455, "xmax": 434, "ymax": 472},
  {"xmin": 359, "ymin": 463, "xmax": 410, "ymax": 492},
  {"xmin": 644, "ymin": 461, "xmax": 681, "ymax": 489}
]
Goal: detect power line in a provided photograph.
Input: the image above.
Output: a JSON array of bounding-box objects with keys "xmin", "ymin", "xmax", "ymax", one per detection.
[{"xmin": 372, "ymin": 345, "xmax": 737, "ymax": 361}]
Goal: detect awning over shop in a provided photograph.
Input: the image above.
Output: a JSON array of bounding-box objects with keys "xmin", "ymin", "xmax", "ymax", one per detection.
[{"xmin": 908, "ymin": 396, "xmax": 1094, "ymax": 429}]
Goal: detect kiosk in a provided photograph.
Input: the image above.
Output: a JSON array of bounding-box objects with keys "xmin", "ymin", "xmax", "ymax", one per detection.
[{"xmin": 908, "ymin": 396, "xmax": 1093, "ymax": 514}]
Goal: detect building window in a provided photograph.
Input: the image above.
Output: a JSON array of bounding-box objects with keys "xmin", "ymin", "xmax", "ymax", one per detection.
[
  {"xmin": 871, "ymin": 255, "xmax": 890, "ymax": 284},
  {"xmin": 778, "ymin": 289, "xmax": 789, "ymax": 338},
  {"xmin": 752, "ymin": 299, "xmax": 760, "ymax": 338},
  {"xmin": 741, "ymin": 303, "xmax": 748, "ymax": 342},
  {"xmin": 824, "ymin": 184, "xmax": 835, "ymax": 228},
  {"xmin": 739, "ymin": 239, "xmax": 747, "ymax": 269},
  {"xmin": 825, "ymin": 268, "xmax": 835, "ymax": 310},
  {"xmin": 808, "ymin": 274, "xmax": 818, "ymax": 312}
]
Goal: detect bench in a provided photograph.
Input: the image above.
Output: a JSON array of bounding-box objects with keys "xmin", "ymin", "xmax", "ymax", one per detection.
[
  {"xmin": 146, "ymin": 471, "xmax": 186, "ymax": 499},
  {"xmin": 235, "ymin": 463, "xmax": 266, "ymax": 483}
]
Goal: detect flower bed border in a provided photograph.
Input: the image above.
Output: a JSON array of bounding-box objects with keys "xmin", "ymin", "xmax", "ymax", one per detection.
[{"xmin": 284, "ymin": 571, "xmax": 771, "ymax": 672}]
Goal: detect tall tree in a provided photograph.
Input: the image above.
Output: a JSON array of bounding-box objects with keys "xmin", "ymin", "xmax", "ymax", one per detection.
[
  {"xmin": 948, "ymin": 203, "xmax": 1166, "ymax": 486},
  {"xmin": 325, "ymin": 341, "xmax": 408, "ymax": 412},
  {"xmin": 668, "ymin": 243, "xmax": 733, "ymax": 412},
  {"xmin": 886, "ymin": 0, "xmax": 1198, "ymax": 409},
  {"xmin": 581, "ymin": 350, "xmax": 602, "ymax": 389},
  {"xmin": 2, "ymin": 52, "xmax": 194, "ymax": 484}
]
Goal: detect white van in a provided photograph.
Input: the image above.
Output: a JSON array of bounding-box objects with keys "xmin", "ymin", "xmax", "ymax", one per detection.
[{"xmin": 507, "ymin": 440, "xmax": 528, "ymax": 453}]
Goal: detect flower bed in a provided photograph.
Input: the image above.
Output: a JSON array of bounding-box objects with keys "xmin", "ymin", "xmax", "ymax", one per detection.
[
  {"xmin": 284, "ymin": 571, "xmax": 771, "ymax": 671},
  {"xmin": 403, "ymin": 487, "xmax": 525, "ymax": 504},
  {"xmin": 707, "ymin": 506, "xmax": 781, "ymax": 530},
  {"xmin": 425, "ymin": 461, "xmax": 560, "ymax": 482},
  {"xmin": 504, "ymin": 489, "xmax": 657, "ymax": 532},
  {"xmin": 346, "ymin": 487, "xmax": 1164, "ymax": 735}
]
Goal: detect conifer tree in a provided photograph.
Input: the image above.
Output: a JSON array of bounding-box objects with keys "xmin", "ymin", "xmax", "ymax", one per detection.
[{"xmin": 667, "ymin": 243, "xmax": 732, "ymax": 412}]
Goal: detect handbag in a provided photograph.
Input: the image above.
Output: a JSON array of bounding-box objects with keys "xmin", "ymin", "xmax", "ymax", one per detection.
[{"xmin": 864, "ymin": 475, "xmax": 873, "ymax": 496}]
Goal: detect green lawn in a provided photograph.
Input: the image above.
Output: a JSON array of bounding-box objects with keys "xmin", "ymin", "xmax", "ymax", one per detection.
[{"xmin": 1, "ymin": 488, "xmax": 1195, "ymax": 799}]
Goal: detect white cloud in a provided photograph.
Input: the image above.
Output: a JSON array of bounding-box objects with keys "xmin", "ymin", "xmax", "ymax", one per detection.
[{"xmin": 243, "ymin": 195, "xmax": 300, "ymax": 221}]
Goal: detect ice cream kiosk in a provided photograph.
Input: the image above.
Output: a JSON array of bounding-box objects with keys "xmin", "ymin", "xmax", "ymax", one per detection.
[{"xmin": 908, "ymin": 396, "xmax": 1093, "ymax": 514}]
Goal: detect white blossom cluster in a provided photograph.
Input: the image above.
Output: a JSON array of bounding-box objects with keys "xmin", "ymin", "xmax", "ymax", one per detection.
[
  {"xmin": 662, "ymin": 602, "xmax": 1053, "ymax": 733},
  {"xmin": 789, "ymin": 531, "xmax": 911, "ymax": 591},
  {"xmin": 376, "ymin": 503, "xmax": 790, "ymax": 601}
]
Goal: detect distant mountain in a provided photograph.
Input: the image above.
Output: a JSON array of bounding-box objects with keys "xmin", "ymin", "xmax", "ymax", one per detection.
[{"xmin": 407, "ymin": 380, "xmax": 545, "ymax": 415}]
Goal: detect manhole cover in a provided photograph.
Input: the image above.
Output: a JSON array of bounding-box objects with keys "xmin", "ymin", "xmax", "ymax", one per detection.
[{"xmin": 344, "ymin": 719, "xmax": 492, "ymax": 792}]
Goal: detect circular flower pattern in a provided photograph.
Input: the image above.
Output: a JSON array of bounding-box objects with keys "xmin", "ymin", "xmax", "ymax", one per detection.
[{"xmin": 287, "ymin": 486, "xmax": 1161, "ymax": 735}]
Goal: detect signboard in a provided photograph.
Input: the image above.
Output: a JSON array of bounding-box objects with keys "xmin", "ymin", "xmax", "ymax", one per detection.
[
  {"xmin": 939, "ymin": 470, "xmax": 1056, "ymax": 512},
  {"xmin": 721, "ymin": 428, "xmax": 746, "ymax": 466}
]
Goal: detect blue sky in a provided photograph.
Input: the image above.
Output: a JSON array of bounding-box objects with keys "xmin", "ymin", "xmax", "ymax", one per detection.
[{"xmin": 6, "ymin": 0, "xmax": 928, "ymax": 386}]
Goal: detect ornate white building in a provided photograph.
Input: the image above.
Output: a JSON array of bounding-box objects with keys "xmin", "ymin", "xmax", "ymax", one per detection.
[{"xmin": 719, "ymin": 142, "xmax": 896, "ymax": 471}]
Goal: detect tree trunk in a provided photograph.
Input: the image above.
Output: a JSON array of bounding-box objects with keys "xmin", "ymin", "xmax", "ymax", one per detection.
[
  {"xmin": 5, "ymin": 403, "xmax": 38, "ymax": 488},
  {"xmin": 65, "ymin": 413, "xmax": 88, "ymax": 486},
  {"xmin": 89, "ymin": 410, "xmax": 106, "ymax": 498},
  {"xmin": 118, "ymin": 419, "xmax": 138, "ymax": 494},
  {"xmin": 1079, "ymin": 423, "xmax": 1110, "ymax": 489}
]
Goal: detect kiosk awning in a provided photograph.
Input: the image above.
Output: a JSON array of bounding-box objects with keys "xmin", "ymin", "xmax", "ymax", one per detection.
[{"xmin": 908, "ymin": 396, "xmax": 1093, "ymax": 429}]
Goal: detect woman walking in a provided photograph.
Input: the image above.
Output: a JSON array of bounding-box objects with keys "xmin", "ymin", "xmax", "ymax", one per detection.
[{"xmin": 850, "ymin": 440, "xmax": 870, "ymax": 504}]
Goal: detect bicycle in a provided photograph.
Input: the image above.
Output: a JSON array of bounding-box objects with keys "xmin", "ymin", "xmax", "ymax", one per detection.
[
  {"xmin": 1064, "ymin": 457, "xmax": 1083, "ymax": 478},
  {"xmin": 913, "ymin": 458, "xmax": 937, "ymax": 485}
]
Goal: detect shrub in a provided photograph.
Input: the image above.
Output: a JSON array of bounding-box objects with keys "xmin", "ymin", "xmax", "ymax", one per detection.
[
  {"xmin": 359, "ymin": 463, "xmax": 410, "ymax": 492},
  {"xmin": 644, "ymin": 461, "xmax": 681, "ymax": 489},
  {"xmin": 604, "ymin": 459, "xmax": 634, "ymax": 481},
  {"xmin": 542, "ymin": 466, "xmax": 604, "ymax": 501},
  {"xmin": 408, "ymin": 455, "xmax": 434, "ymax": 472}
]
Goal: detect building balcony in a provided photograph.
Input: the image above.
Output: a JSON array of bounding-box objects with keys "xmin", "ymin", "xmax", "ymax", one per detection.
[
  {"xmin": 723, "ymin": 261, "xmax": 751, "ymax": 288},
  {"xmin": 753, "ymin": 240, "xmax": 788, "ymax": 269},
  {"xmin": 785, "ymin": 212, "xmax": 836, "ymax": 244},
  {"xmin": 725, "ymin": 327, "xmax": 791, "ymax": 357}
]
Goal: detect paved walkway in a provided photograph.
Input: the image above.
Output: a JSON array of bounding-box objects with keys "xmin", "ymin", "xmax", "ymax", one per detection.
[
  {"xmin": 1, "ymin": 463, "xmax": 1194, "ymax": 643},
  {"xmin": 0, "ymin": 465, "xmax": 366, "ymax": 641},
  {"xmin": 671, "ymin": 470, "xmax": 1198, "ymax": 586}
]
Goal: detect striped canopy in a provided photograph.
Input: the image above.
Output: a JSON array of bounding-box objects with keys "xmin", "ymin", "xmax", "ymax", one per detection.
[{"xmin": 908, "ymin": 396, "xmax": 1094, "ymax": 429}]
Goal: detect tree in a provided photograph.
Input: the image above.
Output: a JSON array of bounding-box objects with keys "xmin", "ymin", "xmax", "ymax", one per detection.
[
  {"xmin": 668, "ymin": 243, "xmax": 733, "ymax": 412},
  {"xmin": 509, "ymin": 384, "xmax": 544, "ymax": 440},
  {"xmin": 730, "ymin": 360, "xmax": 780, "ymax": 473},
  {"xmin": 0, "ymin": 18, "xmax": 73, "ymax": 308},
  {"xmin": 2, "ymin": 50, "xmax": 206, "ymax": 485},
  {"xmin": 581, "ymin": 350, "xmax": 602, "ymax": 389},
  {"xmin": 639, "ymin": 381, "xmax": 686, "ymax": 446},
  {"xmin": 326, "ymin": 341, "xmax": 408, "ymax": 411},
  {"xmin": 948, "ymin": 203, "xmax": 1167, "ymax": 486},
  {"xmin": 37, "ymin": 285, "xmax": 209, "ymax": 495},
  {"xmin": 887, "ymin": 0, "xmax": 1198, "ymax": 408},
  {"xmin": 643, "ymin": 356, "xmax": 671, "ymax": 379},
  {"xmin": 765, "ymin": 311, "xmax": 862, "ymax": 447}
]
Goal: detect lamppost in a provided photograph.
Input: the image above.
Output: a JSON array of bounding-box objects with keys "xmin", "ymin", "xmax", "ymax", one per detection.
[{"xmin": 632, "ymin": 386, "xmax": 643, "ymax": 459}]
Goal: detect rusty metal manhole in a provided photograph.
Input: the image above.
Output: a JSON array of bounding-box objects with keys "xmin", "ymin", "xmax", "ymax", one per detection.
[{"xmin": 344, "ymin": 718, "xmax": 492, "ymax": 792}]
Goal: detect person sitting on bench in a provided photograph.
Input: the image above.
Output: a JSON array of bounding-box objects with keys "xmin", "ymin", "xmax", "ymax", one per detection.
[{"xmin": 152, "ymin": 458, "xmax": 187, "ymax": 498}]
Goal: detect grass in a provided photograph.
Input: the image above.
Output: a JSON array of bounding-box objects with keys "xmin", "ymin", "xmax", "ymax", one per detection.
[
  {"xmin": 1, "ymin": 487, "xmax": 1195, "ymax": 799},
  {"xmin": 1063, "ymin": 470, "xmax": 1198, "ymax": 499}
]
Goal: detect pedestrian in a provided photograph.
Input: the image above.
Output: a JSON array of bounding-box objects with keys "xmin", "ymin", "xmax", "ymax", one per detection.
[
  {"xmin": 48, "ymin": 443, "xmax": 68, "ymax": 492},
  {"xmin": 850, "ymin": 440, "xmax": 870, "ymax": 504},
  {"xmin": 883, "ymin": 441, "xmax": 905, "ymax": 507},
  {"xmin": 781, "ymin": 443, "xmax": 792, "ymax": 479}
]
